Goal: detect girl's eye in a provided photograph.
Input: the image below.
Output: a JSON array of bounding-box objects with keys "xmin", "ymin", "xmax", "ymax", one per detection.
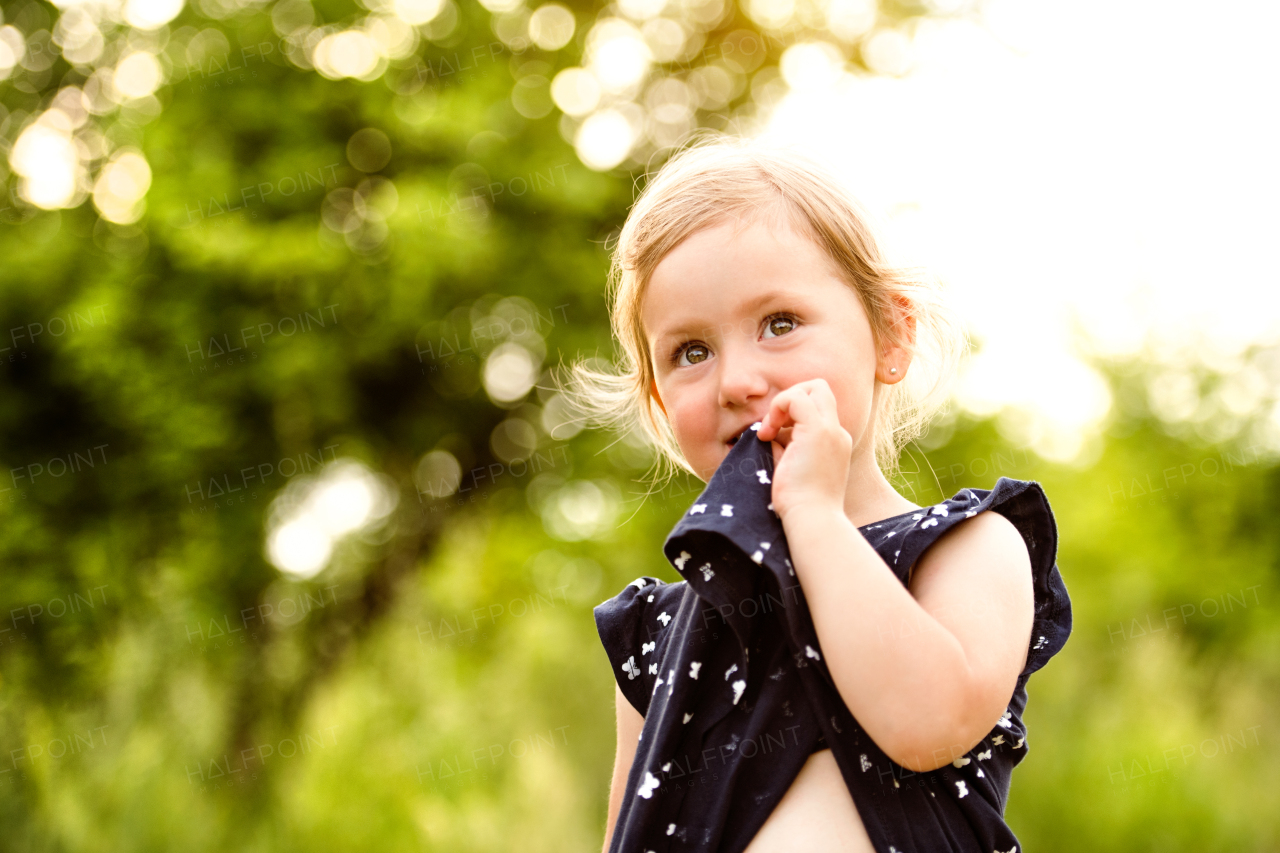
[
  {"xmin": 763, "ymin": 313, "xmax": 798, "ymax": 339},
  {"xmin": 669, "ymin": 312, "xmax": 800, "ymax": 368},
  {"xmin": 671, "ymin": 342, "xmax": 710, "ymax": 368}
]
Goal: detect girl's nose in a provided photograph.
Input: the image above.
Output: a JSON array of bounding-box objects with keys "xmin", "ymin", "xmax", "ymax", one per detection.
[{"xmin": 716, "ymin": 345, "xmax": 770, "ymax": 409}]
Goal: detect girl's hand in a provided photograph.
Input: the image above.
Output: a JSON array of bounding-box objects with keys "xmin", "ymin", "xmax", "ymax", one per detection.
[{"xmin": 754, "ymin": 378, "xmax": 853, "ymax": 525}]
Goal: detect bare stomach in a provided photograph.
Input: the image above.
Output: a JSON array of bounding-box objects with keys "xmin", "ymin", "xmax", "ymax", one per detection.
[{"xmin": 742, "ymin": 748, "xmax": 875, "ymax": 853}]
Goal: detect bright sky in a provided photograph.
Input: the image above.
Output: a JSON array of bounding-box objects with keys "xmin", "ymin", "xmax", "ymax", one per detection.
[{"xmin": 763, "ymin": 0, "xmax": 1280, "ymax": 464}]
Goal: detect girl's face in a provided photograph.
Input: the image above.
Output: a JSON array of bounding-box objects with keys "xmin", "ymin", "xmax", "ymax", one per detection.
[{"xmin": 642, "ymin": 214, "xmax": 908, "ymax": 483}]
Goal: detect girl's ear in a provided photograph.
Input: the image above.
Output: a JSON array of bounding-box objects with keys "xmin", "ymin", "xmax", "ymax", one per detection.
[
  {"xmin": 890, "ymin": 293, "xmax": 918, "ymax": 347},
  {"xmin": 877, "ymin": 294, "xmax": 916, "ymax": 384}
]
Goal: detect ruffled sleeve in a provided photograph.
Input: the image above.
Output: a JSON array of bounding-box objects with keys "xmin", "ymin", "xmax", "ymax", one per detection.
[
  {"xmin": 985, "ymin": 478, "xmax": 1072, "ymax": 677},
  {"xmin": 593, "ymin": 576, "xmax": 665, "ymax": 717},
  {"xmin": 882, "ymin": 476, "xmax": 1072, "ymax": 678}
]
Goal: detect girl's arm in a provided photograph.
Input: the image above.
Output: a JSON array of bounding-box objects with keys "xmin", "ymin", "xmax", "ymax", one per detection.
[
  {"xmin": 784, "ymin": 505, "xmax": 1034, "ymax": 773},
  {"xmin": 603, "ymin": 683, "xmax": 645, "ymax": 853}
]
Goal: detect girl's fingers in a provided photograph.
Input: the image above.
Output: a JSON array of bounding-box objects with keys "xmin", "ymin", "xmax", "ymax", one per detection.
[
  {"xmin": 783, "ymin": 382, "xmax": 824, "ymax": 428},
  {"xmin": 757, "ymin": 389, "xmax": 795, "ymax": 440},
  {"xmin": 803, "ymin": 380, "xmax": 841, "ymax": 429},
  {"xmin": 767, "ymin": 425, "xmax": 793, "ymax": 451},
  {"xmin": 802, "ymin": 379, "xmax": 836, "ymax": 419},
  {"xmin": 758, "ymin": 379, "xmax": 836, "ymax": 440}
]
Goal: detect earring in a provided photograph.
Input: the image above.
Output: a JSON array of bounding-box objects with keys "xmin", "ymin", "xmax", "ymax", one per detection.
[{"xmin": 889, "ymin": 367, "xmax": 897, "ymax": 374}]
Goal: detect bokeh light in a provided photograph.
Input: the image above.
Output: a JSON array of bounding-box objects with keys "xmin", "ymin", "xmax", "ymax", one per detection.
[
  {"xmin": 528, "ymin": 3, "xmax": 576, "ymax": 50},
  {"xmin": 483, "ymin": 342, "xmax": 542, "ymax": 404},
  {"xmin": 314, "ymin": 29, "xmax": 384, "ymax": 80},
  {"xmin": 860, "ymin": 27, "xmax": 914, "ymax": 76},
  {"xmin": 92, "ymin": 148, "xmax": 152, "ymax": 224},
  {"xmin": 490, "ymin": 417, "xmax": 540, "ymax": 464},
  {"xmin": 574, "ymin": 108, "xmax": 637, "ymax": 170},
  {"xmin": 9, "ymin": 119, "xmax": 85, "ymax": 210},
  {"xmin": 414, "ymin": 449, "xmax": 463, "ymax": 498},
  {"xmin": 265, "ymin": 459, "xmax": 398, "ymax": 580},
  {"xmin": 476, "ymin": 0, "xmax": 522, "ymax": 13},
  {"xmin": 114, "ymin": 51, "xmax": 164, "ymax": 99},
  {"xmin": 124, "ymin": 0, "xmax": 186, "ymax": 30},
  {"xmin": 540, "ymin": 392, "xmax": 586, "ymax": 441},
  {"xmin": 779, "ymin": 41, "xmax": 845, "ymax": 91},
  {"xmin": 538, "ymin": 478, "xmax": 622, "ymax": 541},
  {"xmin": 347, "ymin": 127, "xmax": 393, "ymax": 172},
  {"xmin": 551, "ymin": 67, "xmax": 602, "ymax": 116},
  {"xmin": 617, "ymin": 0, "xmax": 667, "ymax": 21},
  {"xmin": 584, "ymin": 18, "xmax": 652, "ymax": 94},
  {"xmin": 511, "ymin": 74, "xmax": 555, "ymax": 119},
  {"xmin": 390, "ymin": 0, "xmax": 447, "ymax": 26},
  {"xmin": 1, "ymin": 25, "xmax": 30, "ymax": 79},
  {"xmin": 745, "ymin": 0, "xmax": 795, "ymax": 31},
  {"xmin": 824, "ymin": 0, "xmax": 876, "ymax": 42}
]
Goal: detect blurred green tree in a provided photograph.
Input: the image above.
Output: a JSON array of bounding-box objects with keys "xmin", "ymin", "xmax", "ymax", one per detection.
[{"xmin": 2, "ymin": 0, "xmax": 1279, "ymax": 849}]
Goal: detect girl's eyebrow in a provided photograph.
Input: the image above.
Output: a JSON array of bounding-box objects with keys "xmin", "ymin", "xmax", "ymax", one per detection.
[{"xmin": 651, "ymin": 288, "xmax": 808, "ymax": 351}]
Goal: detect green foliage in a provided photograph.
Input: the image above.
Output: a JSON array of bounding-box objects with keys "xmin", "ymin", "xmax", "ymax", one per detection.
[{"xmin": 1, "ymin": 0, "xmax": 1278, "ymax": 849}]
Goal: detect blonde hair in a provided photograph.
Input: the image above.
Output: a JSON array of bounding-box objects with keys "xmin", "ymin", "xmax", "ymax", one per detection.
[{"xmin": 554, "ymin": 133, "xmax": 969, "ymax": 498}]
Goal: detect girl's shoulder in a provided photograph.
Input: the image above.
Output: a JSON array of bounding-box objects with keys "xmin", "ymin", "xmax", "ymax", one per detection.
[
  {"xmin": 871, "ymin": 477, "xmax": 1070, "ymax": 677},
  {"xmin": 871, "ymin": 477, "xmax": 1057, "ymax": 571},
  {"xmin": 971, "ymin": 478, "xmax": 1070, "ymax": 678},
  {"xmin": 593, "ymin": 576, "xmax": 690, "ymax": 716},
  {"xmin": 595, "ymin": 574, "xmax": 689, "ymax": 617},
  {"xmin": 943, "ymin": 477, "xmax": 1059, "ymax": 597}
]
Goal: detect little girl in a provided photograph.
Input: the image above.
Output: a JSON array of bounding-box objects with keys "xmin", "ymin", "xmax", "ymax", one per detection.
[{"xmin": 568, "ymin": 136, "xmax": 1072, "ymax": 853}]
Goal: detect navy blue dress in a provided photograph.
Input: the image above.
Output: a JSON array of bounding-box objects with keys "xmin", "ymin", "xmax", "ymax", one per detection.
[{"xmin": 594, "ymin": 422, "xmax": 1072, "ymax": 853}]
